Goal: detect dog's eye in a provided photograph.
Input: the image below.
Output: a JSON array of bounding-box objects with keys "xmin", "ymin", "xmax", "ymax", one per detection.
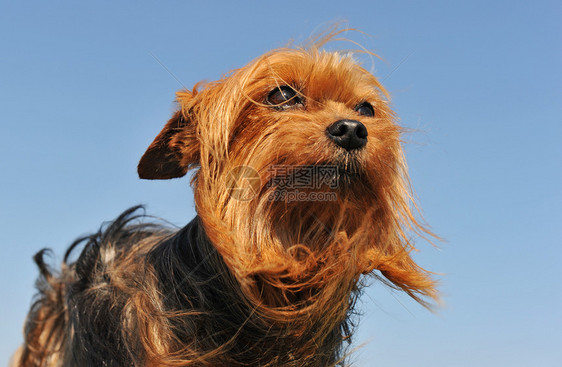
[
  {"xmin": 267, "ymin": 86, "xmax": 303, "ymax": 109},
  {"xmin": 355, "ymin": 102, "xmax": 375, "ymax": 117}
]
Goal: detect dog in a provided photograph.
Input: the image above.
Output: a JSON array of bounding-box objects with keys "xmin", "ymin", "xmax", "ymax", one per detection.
[{"xmin": 14, "ymin": 31, "xmax": 437, "ymax": 366}]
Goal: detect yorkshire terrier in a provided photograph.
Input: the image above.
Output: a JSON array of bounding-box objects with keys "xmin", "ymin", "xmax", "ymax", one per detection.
[{"xmin": 14, "ymin": 32, "xmax": 437, "ymax": 366}]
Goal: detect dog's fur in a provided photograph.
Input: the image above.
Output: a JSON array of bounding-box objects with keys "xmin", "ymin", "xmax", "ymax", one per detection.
[{"xmin": 14, "ymin": 31, "xmax": 437, "ymax": 366}]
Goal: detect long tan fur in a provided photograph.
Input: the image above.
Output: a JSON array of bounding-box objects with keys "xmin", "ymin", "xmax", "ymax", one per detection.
[{"xmin": 14, "ymin": 30, "xmax": 437, "ymax": 367}]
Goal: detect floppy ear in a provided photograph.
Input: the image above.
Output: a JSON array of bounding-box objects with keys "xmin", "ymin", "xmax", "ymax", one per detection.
[{"xmin": 138, "ymin": 109, "xmax": 200, "ymax": 180}]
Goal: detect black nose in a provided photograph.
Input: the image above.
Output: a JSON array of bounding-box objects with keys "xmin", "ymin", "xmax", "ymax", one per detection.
[{"xmin": 326, "ymin": 119, "xmax": 368, "ymax": 150}]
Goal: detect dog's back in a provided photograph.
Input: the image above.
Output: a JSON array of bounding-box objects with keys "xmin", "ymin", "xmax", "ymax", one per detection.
[
  {"xmin": 14, "ymin": 206, "xmax": 350, "ymax": 367},
  {"xmin": 14, "ymin": 206, "xmax": 173, "ymax": 367}
]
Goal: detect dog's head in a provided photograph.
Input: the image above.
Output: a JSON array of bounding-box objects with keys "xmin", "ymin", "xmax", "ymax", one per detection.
[
  {"xmin": 138, "ymin": 36, "xmax": 437, "ymax": 307},
  {"xmin": 138, "ymin": 47, "xmax": 398, "ymax": 196}
]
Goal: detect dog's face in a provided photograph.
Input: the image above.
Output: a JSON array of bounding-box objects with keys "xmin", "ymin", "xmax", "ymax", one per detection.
[
  {"xmin": 138, "ymin": 46, "xmax": 436, "ymax": 305},
  {"xmin": 139, "ymin": 50, "xmax": 401, "ymax": 209}
]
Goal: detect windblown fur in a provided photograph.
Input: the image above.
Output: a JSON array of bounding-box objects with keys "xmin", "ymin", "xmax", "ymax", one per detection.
[{"xmin": 14, "ymin": 30, "xmax": 437, "ymax": 367}]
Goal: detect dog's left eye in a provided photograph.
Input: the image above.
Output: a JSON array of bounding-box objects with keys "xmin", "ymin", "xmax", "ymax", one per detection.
[
  {"xmin": 267, "ymin": 86, "xmax": 303, "ymax": 109},
  {"xmin": 355, "ymin": 102, "xmax": 375, "ymax": 117}
]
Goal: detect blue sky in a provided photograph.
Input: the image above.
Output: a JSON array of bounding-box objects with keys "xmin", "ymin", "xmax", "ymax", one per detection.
[{"xmin": 1, "ymin": 1, "xmax": 560, "ymax": 365}]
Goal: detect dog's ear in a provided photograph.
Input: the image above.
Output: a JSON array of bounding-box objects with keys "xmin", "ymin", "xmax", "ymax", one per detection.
[{"xmin": 138, "ymin": 109, "xmax": 199, "ymax": 180}]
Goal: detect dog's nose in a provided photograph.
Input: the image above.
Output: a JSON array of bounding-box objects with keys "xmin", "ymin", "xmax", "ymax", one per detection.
[{"xmin": 326, "ymin": 119, "xmax": 368, "ymax": 150}]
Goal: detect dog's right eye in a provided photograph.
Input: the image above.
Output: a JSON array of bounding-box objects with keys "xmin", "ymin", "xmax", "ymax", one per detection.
[{"xmin": 267, "ymin": 86, "xmax": 303, "ymax": 109}]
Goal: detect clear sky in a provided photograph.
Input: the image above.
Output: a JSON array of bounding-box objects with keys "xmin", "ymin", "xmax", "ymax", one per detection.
[{"xmin": 1, "ymin": 1, "xmax": 560, "ymax": 366}]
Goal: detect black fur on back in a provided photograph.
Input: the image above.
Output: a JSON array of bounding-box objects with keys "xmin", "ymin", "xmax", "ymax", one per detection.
[{"xmin": 21, "ymin": 206, "xmax": 174, "ymax": 366}]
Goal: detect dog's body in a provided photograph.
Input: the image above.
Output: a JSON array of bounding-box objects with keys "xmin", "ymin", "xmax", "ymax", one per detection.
[{"xmin": 14, "ymin": 32, "xmax": 437, "ymax": 366}]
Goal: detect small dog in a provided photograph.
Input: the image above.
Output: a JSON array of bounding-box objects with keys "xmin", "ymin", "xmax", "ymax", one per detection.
[{"xmin": 14, "ymin": 31, "xmax": 437, "ymax": 366}]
